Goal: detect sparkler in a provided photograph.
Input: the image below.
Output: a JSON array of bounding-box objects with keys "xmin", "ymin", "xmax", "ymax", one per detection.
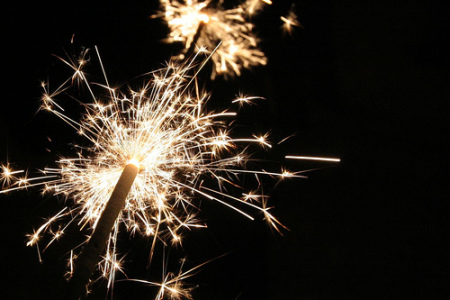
[
  {"xmin": 1, "ymin": 46, "xmax": 302, "ymax": 298},
  {"xmin": 153, "ymin": 0, "xmax": 270, "ymax": 79}
]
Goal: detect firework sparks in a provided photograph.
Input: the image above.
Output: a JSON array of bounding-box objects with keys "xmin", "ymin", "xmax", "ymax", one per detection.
[
  {"xmin": 281, "ymin": 5, "xmax": 302, "ymax": 35},
  {"xmin": 1, "ymin": 47, "xmax": 300, "ymax": 295},
  {"xmin": 153, "ymin": 0, "xmax": 269, "ymax": 79}
]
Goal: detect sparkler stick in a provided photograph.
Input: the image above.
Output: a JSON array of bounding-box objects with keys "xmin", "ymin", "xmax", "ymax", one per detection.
[{"xmin": 66, "ymin": 162, "xmax": 139, "ymax": 299}]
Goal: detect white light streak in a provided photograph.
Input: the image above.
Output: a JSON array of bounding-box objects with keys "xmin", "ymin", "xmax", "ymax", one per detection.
[
  {"xmin": 1, "ymin": 48, "xmax": 294, "ymax": 293},
  {"xmin": 285, "ymin": 155, "xmax": 341, "ymax": 163}
]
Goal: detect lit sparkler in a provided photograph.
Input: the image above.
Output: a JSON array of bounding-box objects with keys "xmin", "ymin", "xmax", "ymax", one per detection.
[
  {"xmin": 1, "ymin": 47, "xmax": 301, "ymax": 297},
  {"xmin": 153, "ymin": 0, "xmax": 270, "ymax": 79}
]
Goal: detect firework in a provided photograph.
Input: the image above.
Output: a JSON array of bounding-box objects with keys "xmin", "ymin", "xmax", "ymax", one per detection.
[
  {"xmin": 153, "ymin": 0, "xmax": 270, "ymax": 79},
  {"xmin": 1, "ymin": 47, "xmax": 301, "ymax": 297}
]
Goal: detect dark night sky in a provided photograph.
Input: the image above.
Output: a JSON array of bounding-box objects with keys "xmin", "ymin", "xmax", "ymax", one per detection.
[{"xmin": 1, "ymin": 1, "xmax": 448, "ymax": 299}]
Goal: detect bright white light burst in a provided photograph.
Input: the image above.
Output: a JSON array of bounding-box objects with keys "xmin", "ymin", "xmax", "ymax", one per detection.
[{"xmin": 1, "ymin": 47, "xmax": 302, "ymax": 291}]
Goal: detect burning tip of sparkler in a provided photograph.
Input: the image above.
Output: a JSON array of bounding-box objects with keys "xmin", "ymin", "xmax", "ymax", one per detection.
[
  {"xmin": 127, "ymin": 158, "xmax": 140, "ymax": 168},
  {"xmin": 198, "ymin": 13, "xmax": 210, "ymax": 24}
]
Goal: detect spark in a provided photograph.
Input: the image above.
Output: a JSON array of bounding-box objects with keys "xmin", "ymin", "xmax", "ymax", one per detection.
[
  {"xmin": 281, "ymin": 5, "xmax": 302, "ymax": 35},
  {"xmin": 244, "ymin": 0, "xmax": 272, "ymax": 16},
  {"xmin": 261, "ymin": 196, "xmax": 289, "ymax": 235},
  {"xmin": 153, "ymin": 0, "xmax": 269, "ymax": 79},
  {"xmin": 1, "ymin": 47, "xmax": 300, "ymax": 292},
  {"xmin": 231, "ymin": 94, "xmax": 263, "ymax": 107},
  {"xmin": 0, "ymin": 163, "xmax": 23, "ymax": 189},
  {"xmin": 285, "ymin": 155, "xmax": 341, "ymax": 163}
]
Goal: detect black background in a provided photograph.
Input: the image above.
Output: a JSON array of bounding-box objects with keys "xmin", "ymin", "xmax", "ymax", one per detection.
[{"xmin": 1, "ymin": 0, "xmax": 448, "ymax": 299}]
